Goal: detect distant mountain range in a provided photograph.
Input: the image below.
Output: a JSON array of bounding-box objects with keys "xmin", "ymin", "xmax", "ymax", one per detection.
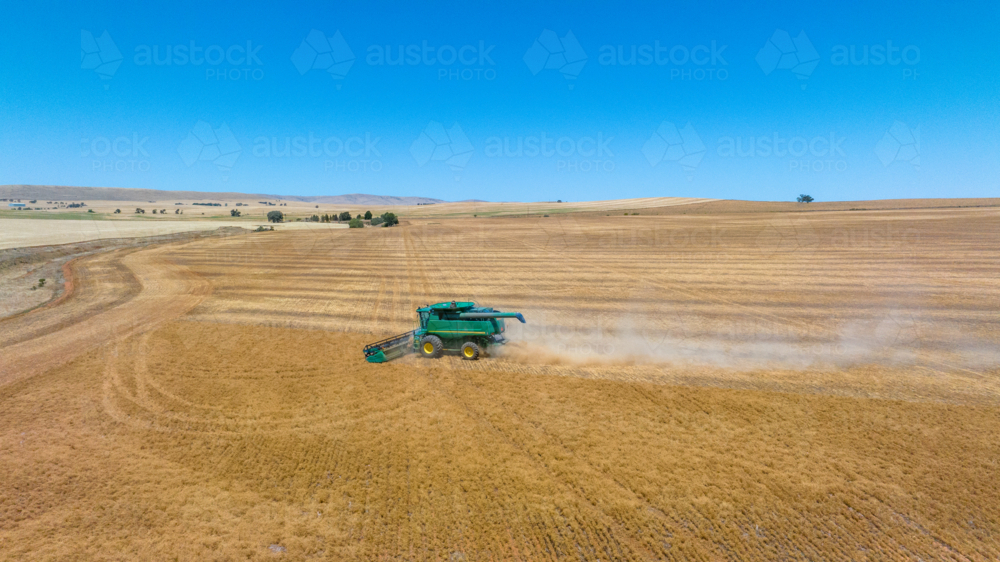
[
  {"xmin": 268, "ymin": 193, "xmax": 446, "ymax": 205},
  {"xmin": 0, "ymin": 185, "xmax": 445, "ymax": 206}
]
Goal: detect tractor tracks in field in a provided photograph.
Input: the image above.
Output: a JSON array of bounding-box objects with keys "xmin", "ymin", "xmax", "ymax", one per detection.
[
  {"xmin": 100, "ymin": 343, "xmax": 421, "ymax": 436},
  {"xmin": 439, "ymin": 223, "xmax": 987, "ymax": 390},
  {"xmin": 0, "ymin": 248, "xmax": 140, "ymax": 348},
  {"xmin": 0, "ymin": 239, "xmax": 213, "ymax": 389},
  {"xmin": 422, "ymin": 366, "xmax": 659, "ymax": 561},
  {"xmin": 403, "ymin": 227, "xmax": 435, "ymax": 314}
]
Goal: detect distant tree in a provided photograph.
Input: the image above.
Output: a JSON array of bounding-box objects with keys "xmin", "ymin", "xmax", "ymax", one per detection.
[
  {"xmin": 557, "ymin": 199, "xmax": 562, "ymax": 203},
  {"xmin": 114, "ymin": 208, "xmax": 121, "ymax": 214},
  {"xmin": 364, "ymin": 210, "xmax": 372, "ymax": 220},
  {"xmin": 380, "ymin": 212, "xmax": 398, "ymax": 227},
  {"xmin": 310, "ymin": 214, "xmax": 320, "ymax": 222},
  {"xmin": 38, "ymin": 279, "xmax": 46, "ymax": 287},
  {"xmin": 135, "ymin": 208, "xmax": 145, "ymax": 214},
  {"xmin": 231, "ymin": 209, "xmax": 241, "ymax": 217},
  {"xmin": 87, "ymin": 209, "xmax": 95, "ymax": 213},
  {"xmin": 267, "ymin": 210, "xmax": 284, "ymax": 223},
  {"xmin": 356, "ymin": 214, "xmax": 362, "ymax": 220},
  {"xmin": 338, "ymin": 211, "xmax": 352, "ymax": 221},
  {"xmin": 160, "ymin": 209, "xmax": 166, "ymax": 214},
  {"xmin": 370, "ymin": 216, "xmax": 384, "ymax": 226},
  {"xmin": 797, "ymin": 194, "xmax": 814, "ymax": 203},
  {"xmin": 348, "ymin": 217, "xmax": 364, "ymax": 228},
  {"xmin": 29, "ymin": 200, "xmax": 37, "ymax": 204}
]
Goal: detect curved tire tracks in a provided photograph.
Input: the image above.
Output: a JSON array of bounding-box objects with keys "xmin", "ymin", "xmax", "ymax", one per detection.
[{"xmin": 0, "ymin": 242, "xmax": 211, "ymax": 387}]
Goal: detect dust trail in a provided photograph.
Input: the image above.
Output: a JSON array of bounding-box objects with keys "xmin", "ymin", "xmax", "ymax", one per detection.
[{"xmin": 499, "ymin": 309, "xmax": 999, "ymax": 371}]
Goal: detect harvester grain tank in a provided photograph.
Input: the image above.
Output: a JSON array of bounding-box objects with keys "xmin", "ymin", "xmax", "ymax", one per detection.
[{"xmin": 363, "ymin": 301, "xmax": 526, "ymax": 363}]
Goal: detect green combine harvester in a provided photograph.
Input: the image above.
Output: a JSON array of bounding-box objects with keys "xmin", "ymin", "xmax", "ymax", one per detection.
[{"xmin": 363, "ymin": 301, "xmax": 526, "ymax": 363}]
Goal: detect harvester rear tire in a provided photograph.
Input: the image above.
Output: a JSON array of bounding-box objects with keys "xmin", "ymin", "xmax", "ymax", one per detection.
[
  {"xmin": 419, "ymin": 335, "xmax": 443, "ymax": 358},
  {"xmin": 461, "ymin": 342, "xmax": 480, "ymax": 360}
]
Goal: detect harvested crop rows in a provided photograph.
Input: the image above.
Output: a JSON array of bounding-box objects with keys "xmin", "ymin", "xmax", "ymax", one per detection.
[{"xmin": 1, "ymin": 205, "xmax": 999, "ymax": 560}]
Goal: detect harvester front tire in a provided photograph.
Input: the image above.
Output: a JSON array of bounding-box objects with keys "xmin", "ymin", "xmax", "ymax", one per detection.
[
  {"xmin": 461, "ymin": 342, "xmax": 480, "ymax": 361},
  {"xmin": 419, "ymin": 335, "xmax": 443, "ymax": 358}
]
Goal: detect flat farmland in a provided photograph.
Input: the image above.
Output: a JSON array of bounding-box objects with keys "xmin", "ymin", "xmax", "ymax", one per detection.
[
  {"xmin": 0, "ymin": 217, "xmax": 347, "ymax": 250},
  {"xmin": 2, "ymin": 204, "xmax": 1000, "ymax": 560}
]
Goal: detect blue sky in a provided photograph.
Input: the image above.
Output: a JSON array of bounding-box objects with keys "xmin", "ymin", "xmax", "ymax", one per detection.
[{"xmin": 1, "ymin": 0, "xmax": 998, "ymax": 202}]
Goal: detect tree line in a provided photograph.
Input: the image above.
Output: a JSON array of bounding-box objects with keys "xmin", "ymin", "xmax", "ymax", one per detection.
[{"xmin": 265, "ymin": 210, "xmax": 398, "ymax": 227}]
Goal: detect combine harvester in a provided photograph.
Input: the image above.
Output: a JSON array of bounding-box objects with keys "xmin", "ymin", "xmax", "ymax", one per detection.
[{"xmin": 364, "ymin": 301, "xmax": 526, "ymax": 362}]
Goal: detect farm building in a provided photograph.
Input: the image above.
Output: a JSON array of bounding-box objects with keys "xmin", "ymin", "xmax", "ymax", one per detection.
[{"xmin": 8, "ymin": 203, "xmax": 25, "ymax": 208}]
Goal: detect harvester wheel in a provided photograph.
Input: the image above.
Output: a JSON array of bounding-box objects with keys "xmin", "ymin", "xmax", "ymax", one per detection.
[
  {"xmin": 419, "ymin": 335, "xmax": 443, "ymax": 358},
  {"xmin": 461, "ymin": 341, "xmax": 480, "ymax": 360}
]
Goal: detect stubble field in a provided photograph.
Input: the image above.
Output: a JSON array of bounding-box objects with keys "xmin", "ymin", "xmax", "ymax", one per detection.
[{"xmin": 1, "ymin": 202, "xmax": 999, "ymax": 560}]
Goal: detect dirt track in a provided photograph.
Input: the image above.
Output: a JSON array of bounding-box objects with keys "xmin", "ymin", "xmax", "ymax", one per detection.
[{"xmin": 1, "ymin": 206, "xmax": 999, "ymax": 560}]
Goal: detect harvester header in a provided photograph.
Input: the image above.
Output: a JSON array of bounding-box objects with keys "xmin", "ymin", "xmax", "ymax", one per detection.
[{"xmin": 363, "ymin": 301, "xmax": 526, "ymax": 363}]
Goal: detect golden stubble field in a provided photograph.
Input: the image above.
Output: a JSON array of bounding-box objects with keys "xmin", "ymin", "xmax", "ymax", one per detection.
[{"xmin": 1, "ymin": 203, "xmax": 999, "ymax": 560}]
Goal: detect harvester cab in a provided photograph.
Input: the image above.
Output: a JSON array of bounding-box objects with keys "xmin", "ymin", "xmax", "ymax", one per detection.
[{"xmin": 363, "ymin": 301, "xmax": 526, "ymax": 363}]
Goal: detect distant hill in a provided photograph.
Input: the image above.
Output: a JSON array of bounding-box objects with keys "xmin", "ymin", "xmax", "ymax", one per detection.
[
  {"xmin": 267, "ymin": 193, "xmax": 444, "ymax": 205},
  {"xmin": 0, "ymin": 185, "xmax": 443, "ymax": 206}
]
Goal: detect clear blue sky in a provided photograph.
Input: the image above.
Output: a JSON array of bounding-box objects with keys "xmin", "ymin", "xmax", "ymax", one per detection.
[{"xmin": 1, "ymin": 0, "xmax": 998, "ymax": 202}]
